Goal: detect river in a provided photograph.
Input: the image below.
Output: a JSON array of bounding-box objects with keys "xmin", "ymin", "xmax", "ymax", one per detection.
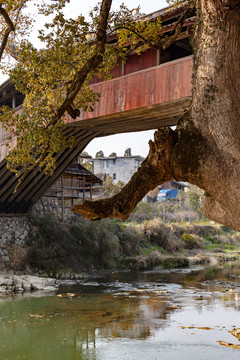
[{"xmin": 1, "ymin": 263, "xmax": 240, "ymax": 360}]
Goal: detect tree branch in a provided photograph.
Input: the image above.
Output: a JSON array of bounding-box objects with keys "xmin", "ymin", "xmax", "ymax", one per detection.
[
  {"xmin": 73, "ymin": 128, "xmax": 177, "ymax": 220},
  {"xmin": 115, "ymin": 25, "xmax": 159, "ymax": 50},
  {"xmin": 0, "ymin": 5, "xmax": 15, "ymax": 61},
  {"xmin": 161, "ymin": 3, "xmax": 194, "ymax": 50},
  {"xmin": 49, "ymin": 0, "xmax": 112, "ymax": 125},
  {"xmin": 117, "ymin": 1, "xmax": 195, "ymax": 55},
  {"xmin": 66, "ymin": 105, "xmax": 80, "ymax": 119}
]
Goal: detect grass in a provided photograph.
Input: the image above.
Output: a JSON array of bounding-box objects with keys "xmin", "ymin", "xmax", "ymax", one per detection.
[
  {"xmin": 140, "ymin": 245, "xmax": 165, "ymax": 256},
  {"xmin": 9, "ymin": 199, "xmax": 240, "ymax": 274}
]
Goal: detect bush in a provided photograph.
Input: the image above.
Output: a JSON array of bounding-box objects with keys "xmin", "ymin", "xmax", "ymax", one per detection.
[
  {"xmin": 26, "ymin": 216, "xmax": 146, "ymax": 273},
  {"xmin": 143, "ymin": 219, "xmax": 180, "ymax": 252},
  {"xmin": 117, "ymin": 224, "xmax": 144, "ymax": 256},
  {"xmin": 181, "ymin": 232, "xmax": 202, "ymax": 249},
  {"xmin": 161, "ymin": 256, "xmax": 189, "ymax": 268},
  {"xmin": 9, "ymin": 246, "xmax": 29, "ymax": 271}
]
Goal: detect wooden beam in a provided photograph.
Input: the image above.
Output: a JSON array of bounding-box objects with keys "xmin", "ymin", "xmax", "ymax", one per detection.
[
  {"xmin": 26, "ymin": 131, "xmax": 99, "ymax": 208},
  {"xmin": 68, "ymin": 97, "xmax": 191, "ymax": 135},
  {"xmin": 4, "ymin": 127, "xmax": 83, "ymax": 203},
  {"xmin": 4, "ymin": 130, "xmax": 93, "ymax": 208},
  {"xmin": 0, "ymin": 128, "xmax": 80, "ymax": 204}
]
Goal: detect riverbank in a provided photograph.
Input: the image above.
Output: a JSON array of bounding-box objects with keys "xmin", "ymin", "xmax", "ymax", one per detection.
[
  {"xmin": 0, "ymin": 247, "xmax": 240, "ymax": 296},
  {"xmin": 1, "ymin": 213, "xmax": 240, "ymax": 278}
]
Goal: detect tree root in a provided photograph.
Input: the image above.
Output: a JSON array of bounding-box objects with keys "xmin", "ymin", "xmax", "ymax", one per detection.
[{"xmin": 73, "ymin": 127, "xmax": 177, "ymax": 220}]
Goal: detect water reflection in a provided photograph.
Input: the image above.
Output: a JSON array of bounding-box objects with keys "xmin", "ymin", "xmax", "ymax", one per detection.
[{"xmin": 0, "ymin": 263, "xmax": 240, "ymax": 359}]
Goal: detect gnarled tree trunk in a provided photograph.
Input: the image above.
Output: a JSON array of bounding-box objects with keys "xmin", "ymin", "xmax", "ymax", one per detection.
[
  {"xmin": 74, "ymin": 0, "xmax": 240, "ymax": 230},
  {"xmin": 173, "ymin": 0, "xmax": 240, "ymax": 229}
]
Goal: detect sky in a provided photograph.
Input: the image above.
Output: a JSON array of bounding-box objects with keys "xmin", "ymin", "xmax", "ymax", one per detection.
[{"xmin": 0, "ymin": 0, "xmax": 168, "ymax": 158}]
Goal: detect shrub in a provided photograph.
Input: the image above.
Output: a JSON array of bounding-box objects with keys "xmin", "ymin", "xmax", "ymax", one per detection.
[
  {"xmin": 143, "ymin": 219, "xmax": 180, "ymax": 252},
  {"xmin": 161, "ymin": 256, "xmax": 189, "ymax": 268},
  {"xmin": 26, "ymin": 216, "xmax": 146, "ymax": 273},
  {"xmin": 117, "ymin": 224, "xmax": 144, "ymax": 256},
  {"xmin": 221, "ymin": 225, "xmax": 234, "ymax": 233},
  {"xmin": 181, "ymin": 232, "xmax": 202, "ymax": 249},
  {"xmin": 9, "ymin": 246, "xmax": 29, "ymax": 271}
]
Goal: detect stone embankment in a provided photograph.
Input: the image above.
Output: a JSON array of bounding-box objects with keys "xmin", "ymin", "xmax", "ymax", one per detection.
[{"xmin": 0, "ymin": 215, "xmax": 29, "ymax": 271}]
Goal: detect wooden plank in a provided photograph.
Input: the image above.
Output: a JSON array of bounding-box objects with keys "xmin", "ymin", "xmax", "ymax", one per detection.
[
  {"xmin": 4, "ymin": 129, "xmax": 90, "ymax": 206},
  {"xmin": 0, "ymin": 126, "xmax": 76, "ymax": 189},
  {"xmin": 25, "ymin": 132, "xmax": 98, "ymax": 209},
  {"xmin": 0, "ymin": 169, "xmax": 15, "ymax": 190},
  {"xmin": 0, "ymin": 171, "xmax": 18, "ymax": 198},
  {"xmin": 0, "ymin": 160, "xmax": 11, "ymax": 179},
  {"xmin": 68, "ymin": 97, "xmax": 191, "ymax": 134},
  {"xmin": 0, "ymin": 128, "xmax": 81, "ymax": 203},
  {"xmin": 125, "ymin": 49, "xmax": 157, "ymax": 75},
  {"xmin": 72, "ymin": 56, "xmax": 192, "ymax": 122}
]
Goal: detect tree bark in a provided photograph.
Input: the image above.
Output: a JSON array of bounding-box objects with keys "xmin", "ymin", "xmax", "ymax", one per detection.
[
  {"xmin": 176, "ymin": 0, "xmax": 240, "ymax": 229},
  {"xmin": 74, "ymin": 0, "xmax": 240, "ymax": 230},
  {"xmin": 0, "ymin": 5, "xmax": 15, "ymax": 62}
]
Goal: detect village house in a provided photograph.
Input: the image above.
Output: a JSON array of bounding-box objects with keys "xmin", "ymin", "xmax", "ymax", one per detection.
[
  {"xmin": 34, "ymin": 160, "xmax": 102, "ymax": 216},
  {"xmin": 92, "ymin": 155, "xmax": 144, "ymax": 183},
  {"xmin": 44, "ymin": 161, "xmax": 102, "ymax": 205},
  {"xmin": 160, "ymin": 180, "xmax": 189, "ymax": 191}
]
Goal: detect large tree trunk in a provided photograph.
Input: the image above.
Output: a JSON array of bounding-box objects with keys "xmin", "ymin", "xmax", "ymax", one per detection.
[
  {"xmin": 74, "ymin": 0, "xmax": 240, "ymax": 230},
  {"xmin": 173, "ymin": 0, "xmax": 240, "ymax": 229}
]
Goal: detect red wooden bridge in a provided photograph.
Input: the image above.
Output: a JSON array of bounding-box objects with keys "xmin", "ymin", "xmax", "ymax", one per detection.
[
  {"xmin": 0, "ymin": 4, "xmax": 194, "ymax": 213},
  {"xmin": 68, "ymin": 56, "xmax": 192, "ymax": 134}
]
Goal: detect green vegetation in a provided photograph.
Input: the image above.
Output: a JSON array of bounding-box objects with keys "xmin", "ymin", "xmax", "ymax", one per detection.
[
  {"xmin": 9, "ymin": 186, "xmax": 238, "ymax": 275},
  {"xmin": 15, "ymin": 202, "xmax": 240, "ymax": 275}
]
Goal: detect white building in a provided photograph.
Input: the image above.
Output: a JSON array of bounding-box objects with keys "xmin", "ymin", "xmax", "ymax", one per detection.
[{"xmin": 92, "ymin": 155, "xmax": 144, "ymax": 183}]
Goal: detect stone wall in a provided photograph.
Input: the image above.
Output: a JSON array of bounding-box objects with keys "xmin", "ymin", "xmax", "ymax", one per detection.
[{"xmin": 0, "ymin": 215, "xmax": 30, "ymax": 271}]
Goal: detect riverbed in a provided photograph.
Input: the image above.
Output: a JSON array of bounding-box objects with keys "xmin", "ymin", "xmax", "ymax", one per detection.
[{"xmin": 1, "ymin": 263, "xmax": 240, "ymax": 360}]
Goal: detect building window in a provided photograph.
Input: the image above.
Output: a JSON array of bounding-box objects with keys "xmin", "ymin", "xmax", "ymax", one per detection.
[
  {"xmin": 113, "ymin": 173, "xmax": 116, "ymax": 179},
  {"xmin": 113, "ymin": 159, "xmax": 116, "ymax": 165},
  {"xmin": 103, "ymin": 160, "xmax": 109, "ymax": 169}
]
